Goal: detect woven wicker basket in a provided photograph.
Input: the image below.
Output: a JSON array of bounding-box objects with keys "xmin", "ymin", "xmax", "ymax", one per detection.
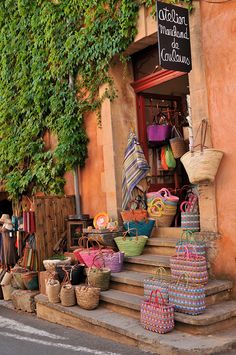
[
  {"xmin": 170, "ymin": 136, "xmax": 187, "ymax": 158},
  {"xmin": 75, "ymin": 285, "xmax": 100, "ymax": 310},
  {"xmin": 60, "ymin": 284, "xmax": 76, "ymax": 307},
  {"xmin": 114, "ymin": 234, "xmax": 148, "ymax": 257},
  {"xmin": 87, "ymin": 267, "xmax": 111, "ymax": 291},
  {"xmin": 181, "ymin": 149, "xmax": 223, "ymax": 184}
]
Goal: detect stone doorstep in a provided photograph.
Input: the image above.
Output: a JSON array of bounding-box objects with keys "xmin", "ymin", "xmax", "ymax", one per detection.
[
  {"xmin": 110, "ymin": 271, "xmax": 233, "ymax": 296},
  {"xmin": 11, "ymin": 290, "xmax": 40, "ymax": 313},
  {"xmin": 100, "ymin": 289, "xmax": 236, "ymax": 326},
  {"xmin": 35, "ymin": 294, "xmax": 236, "ymax": 355}
]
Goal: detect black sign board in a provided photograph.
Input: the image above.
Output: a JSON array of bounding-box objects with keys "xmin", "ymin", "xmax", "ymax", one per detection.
[{"xmin": 156, "ymin": 1, "xmax": 192, "ymax": 72}]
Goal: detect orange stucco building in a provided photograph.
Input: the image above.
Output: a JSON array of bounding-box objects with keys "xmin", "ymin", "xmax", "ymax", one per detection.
[{"xmin": 63, "ymin": 1, "xmax": 236, "ymax": 295}]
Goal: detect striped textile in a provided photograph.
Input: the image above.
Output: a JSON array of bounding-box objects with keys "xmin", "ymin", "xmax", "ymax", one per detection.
[{"xmin": 122, "ymin": 132, "xmax": 150, "ymax": 209}]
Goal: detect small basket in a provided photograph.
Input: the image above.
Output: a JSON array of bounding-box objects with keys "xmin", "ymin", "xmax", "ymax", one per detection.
[
  {"xmin": 87, "ymin": 267, "xmax": 111, "ymax": 291},
  {"xmin": 75, "ymin": 285, "xmax": 100, "ymax": 310},
  {"xmin": 60, "ymin": 284, "xmax": 76, "ymax": 307}
]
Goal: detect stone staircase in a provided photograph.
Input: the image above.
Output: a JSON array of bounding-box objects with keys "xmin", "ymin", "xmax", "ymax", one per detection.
[{"xmin": 36, "ymin": 227, "xmax": 236, "ymax": 354}]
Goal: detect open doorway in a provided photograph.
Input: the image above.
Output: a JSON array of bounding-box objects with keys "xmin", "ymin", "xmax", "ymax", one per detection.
[{"xmin": 131, "ymin": 46, "xmax": 192, "ymax": 226}]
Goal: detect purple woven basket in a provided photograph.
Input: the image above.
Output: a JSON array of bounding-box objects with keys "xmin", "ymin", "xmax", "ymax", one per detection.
[
  {"xmin": 103, "ymin": 252, "xmax": 124, "ymax": 273},
  {"xmin": 147, "ymin": 124, "xmax": 172, "ymax": 142}
]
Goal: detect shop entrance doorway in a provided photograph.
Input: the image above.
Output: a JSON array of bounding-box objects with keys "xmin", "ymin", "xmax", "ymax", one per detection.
[{"xmin": 131, "ymin": 46, "xmax": 192, "ymax": 226}]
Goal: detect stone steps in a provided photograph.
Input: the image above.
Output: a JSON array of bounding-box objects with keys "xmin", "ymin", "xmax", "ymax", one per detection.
[
  {"xmin": 144, "ymin": 237, "xmax": 177, "ymax": 256},
  {"xmin": 36, "ymin": 294, "xmax": 236, "ymax": 354},
  {"xmin": 100, "ymin": 289, "xmax": 236, "ymax": 334},
  {"xmin": 152, "ymin": 227, "xmax": 183, "ymax": 239},
  {"xmin": 109, "ymin": 271, "xmax": 233, "ymax": 304},
  {"xmin": 124, "ymin": 254, "xmax": 210, "ymax": 274}
]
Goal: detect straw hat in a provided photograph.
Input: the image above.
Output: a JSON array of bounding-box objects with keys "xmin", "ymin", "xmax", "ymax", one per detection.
[{"xmin": 0, "ymin": 214, "xmax": 12, "ymax": 224}]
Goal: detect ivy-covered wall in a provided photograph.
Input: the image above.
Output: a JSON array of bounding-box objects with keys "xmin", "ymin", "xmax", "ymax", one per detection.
[{"xmin": 0, "ymin": 0, "xmax": 191, "ymax": 201}]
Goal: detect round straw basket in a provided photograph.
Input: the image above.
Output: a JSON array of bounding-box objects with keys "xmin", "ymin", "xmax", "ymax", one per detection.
[
  {"xmin": 87, "ymin": 268, "xmax": 111, "ymax": 291},
  {"xmin": 75, "ymin": 285, "xmax": 100, "ymax": 310},
  {"xmin": 60, "ymin": 284, "xmax": 76, "ymax": 307},
  {"xmin": 180, "ymin": 149, "xmax": 223, "ymax": 184}
]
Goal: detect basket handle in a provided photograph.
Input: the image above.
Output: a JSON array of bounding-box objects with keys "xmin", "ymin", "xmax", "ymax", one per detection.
[
  {"xmin": 86, "ymin": 237, "xmax": 102, "ymax": 250},
  {"xmin": 122, "ymin": 228, "xmax": 138, "ymax": 240},
  {"xmin": 149, "ymin": 289, "xmax": 165, "ymax": 305},
  {"xmin": 61, "ymin": 266, "xmax": 71, "ymax": 285},
  {"xmin": 171, "ymin": 126, "xmax": 183, "ymax": 139},
  {"xmin": 176, "ymin": 272, "xmax": 189, "ymax": 287},
  {"xmin": 192, "ymin": 118, "xmax": 208, "ymax": 153},
  {"xmin": 78, "ymin": 235, "xmax": 89, "ymax": 248},
  {"xmin": 153, "ymin": 266, "xmax": 168, "ymax": 279}
]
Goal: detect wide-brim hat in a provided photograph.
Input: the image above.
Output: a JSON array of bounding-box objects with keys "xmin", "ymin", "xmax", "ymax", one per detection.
[{"xmin": 0, "ymin": 214, "xmax": 11, "ymax": 223}]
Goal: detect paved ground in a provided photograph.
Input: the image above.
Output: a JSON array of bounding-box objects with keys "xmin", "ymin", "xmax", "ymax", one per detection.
[{"xmin": 0, "ymin": 306, "xmax": 153, "ymax": 355}]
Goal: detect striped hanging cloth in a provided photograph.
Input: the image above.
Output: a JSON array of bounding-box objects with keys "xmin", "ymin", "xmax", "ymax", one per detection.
[{"xmin": 122, "ymin": 132, "xmax": 150, "ymax": 210}]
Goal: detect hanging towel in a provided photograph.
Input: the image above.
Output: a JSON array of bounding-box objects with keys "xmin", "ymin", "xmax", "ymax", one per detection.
[{"xmin": 122, "ymin": 132, "xmax": 150, "ymax": 209}]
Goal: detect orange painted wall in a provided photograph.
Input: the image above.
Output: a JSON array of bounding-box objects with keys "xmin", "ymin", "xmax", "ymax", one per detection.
[
  {"xmin": 64, "ymin": 111, "xmax": 107, "ymax": 217},
  {"xmin": 200, "ymin": 2, "xmax": 236, "ymax": 294}
]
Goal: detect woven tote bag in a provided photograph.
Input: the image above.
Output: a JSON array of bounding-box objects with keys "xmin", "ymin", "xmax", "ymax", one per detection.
[
  {"xmin": 169, "ymin": 274, "xmax": 206, "ymax": 315},
  {"xmin": 123, "ymin": 219, "xmax": 155, "ymax": 237},
  {"xmin": 175, "ymin": 231, "xmax": 206, "ymax": 258},
  {"xmin": 114, "ymin": 230, "xmax": 148, "ymax": 257},
  {"xmin": 143, "ymin": 267, "xmax": 170, "ymax": 303},
  {"xmin": 170, "ymin": 247, "xmax": 208, "ymax": 285},
  {"xmin": 141, "ymin": 290, "xmax": 174, "ymax": 334},
  {"xmin": 75, "ymin": 285, "xmax": 100, "ymax": 310}
]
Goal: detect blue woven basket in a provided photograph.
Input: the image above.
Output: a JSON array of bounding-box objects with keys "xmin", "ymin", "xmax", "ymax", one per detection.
[{"xmin": 123, "ymin": 219, "xmax": 155, "ymax": 237}]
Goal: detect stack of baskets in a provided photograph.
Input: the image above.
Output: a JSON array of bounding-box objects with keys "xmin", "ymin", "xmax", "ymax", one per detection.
[{"xmin": 147, "ymin": 188, "xmax": 179, "ymax": 227}]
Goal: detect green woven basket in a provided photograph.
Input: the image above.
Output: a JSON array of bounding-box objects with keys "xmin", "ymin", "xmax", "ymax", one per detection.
[{"xmin": 114, "ymin": 233, "xmax": 148, "ymax": 257}]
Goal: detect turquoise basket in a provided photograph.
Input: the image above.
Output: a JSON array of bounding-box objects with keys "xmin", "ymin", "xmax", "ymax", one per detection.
[{"xmin": 123, "ymin": 219, "xmax": 155, "ymax": 237}]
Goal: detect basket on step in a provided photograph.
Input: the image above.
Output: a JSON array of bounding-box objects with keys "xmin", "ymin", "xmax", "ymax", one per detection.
[
  {"xmin": 148, "ymin": 199, "xmax": 176, "ymax": 227},
  {"xmin": 114, "ymin": 229, "xmax": 148, "ymax": 257},
  {"xmin": 103, "ymin": 251, "xmax": 124, "ymax": 273},
  {"xmin": 87, "ymin": 267, "xmax": 111, "ymax": 291},
  {"xmin": 123, "ymin": 219, "xmax": 155, "ymax": 237},
  {"xmin": 75, "ymin": 285, "xmax": 100, "ymax": 310},
  {"xmin": 143, "ymin": 267, "xmax": 171, "ymax": 303},
  {"xmin": 60, "ymin": 284, "xmax": 76, "ymax": 307}
]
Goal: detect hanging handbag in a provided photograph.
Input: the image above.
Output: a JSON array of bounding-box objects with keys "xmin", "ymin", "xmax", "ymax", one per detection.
[
  {"xmin": 181, "ymin": 119, "xmax": 223, "ymax": 184},
  {"xmin": 141, "ymin": 289, "xmax": 175, "ymax": 334},
  {"xmin": 160, "ymin": 146, "xmax": 169, "ymax": 170},
  {"xmin": 165, "ymin": 145, "xmax": 176, "ymax": 169},
  {"xmin": 169, "ymin": 126, "xmax": 187, "ymax": 158}
]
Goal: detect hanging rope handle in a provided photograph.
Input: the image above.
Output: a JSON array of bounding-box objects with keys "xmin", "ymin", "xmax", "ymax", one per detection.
[
  {"xmin": 62, "ymin": 266, "xmax": 71, "ymax": 285},
  {"xmin": 171, "ymin": 126, "xmax": 183, "ymax": 139},
  {"xmin": 122, "ymin": 228, "xmax": 138, "ymax": 241},
  {"xmin": 192, "ymin": 118, "xmax": 208, "ymax": 153},
  {"xmin": 149, "ymin": 289, "xmax": 166, "ymax": 305}
]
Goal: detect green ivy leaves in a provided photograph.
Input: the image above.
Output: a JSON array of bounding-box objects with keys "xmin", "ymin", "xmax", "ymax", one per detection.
[{"xmin": 0, "ymin": 0, "xmax": 191, "ymax": 200}]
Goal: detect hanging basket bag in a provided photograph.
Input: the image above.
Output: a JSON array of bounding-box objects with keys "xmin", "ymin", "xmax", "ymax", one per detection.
[
  {"xmin": 169, "ymin": 274, "xmax": 206, "ymax": 315},
  {"xmin": 180, "ymin": 201, "xmax": 200, "ymax": 232},
  {"xmin": 141, "ymin": 289, "xmax": 175, "ymax": 334},
  {"xmin": 75, "ymin": 285, "xmax": 100, "ymax": 310},
  {"xmin": 114, "ymin": 230, "xmax": 148, "ymax": 257},
  {"xmin": 169, "ymin": 126, "xmax": 187, "ymax": 158},
  {"xmin": 180, "ymin": 120, "xmax": 223, "ymax": 184}
]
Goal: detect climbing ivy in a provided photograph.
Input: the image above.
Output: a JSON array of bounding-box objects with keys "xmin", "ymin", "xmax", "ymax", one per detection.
[{"xmin": 0, "ymin": 0, "xmax": 192, "ymax": 200}]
